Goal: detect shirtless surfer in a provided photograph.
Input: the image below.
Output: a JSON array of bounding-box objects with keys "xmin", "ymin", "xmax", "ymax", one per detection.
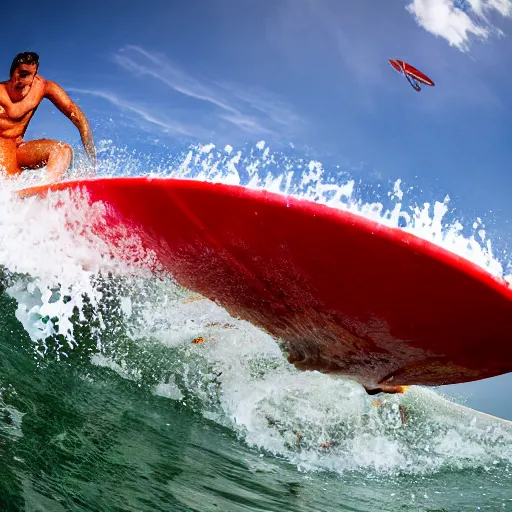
[{"xmin": 0, "ymin": 52, "xmax": 96, "ymax": 183}]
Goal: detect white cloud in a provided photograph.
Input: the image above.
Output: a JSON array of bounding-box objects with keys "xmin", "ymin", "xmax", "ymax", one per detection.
[
  {"xmin": 406, "ymin": 0, "xmax": 512, "ymax": 50},
  {"xmin": 217, "ymin": 83, "xmax": 305, "ymax": 130},
  {"xmin": 112, "ymin": 45, "xmax": 304, "ymax": 140},
  {"xmin": 114, "ymin": 46, "xmax": 238, "ymax": 115},
  {"xmin": 67, "ymin": 87, "xmax": 196, "ymax": 137},
  {"xmin": 65, "ymin": 46, "xmax": 306, "ymax": 145}
]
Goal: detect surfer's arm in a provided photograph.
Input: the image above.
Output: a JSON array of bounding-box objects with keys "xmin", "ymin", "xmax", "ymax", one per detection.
[
  {"xmin": 44, "ymin": 81, "xmax": 97, "ymax": 168},
  {"xmin": 0, "ymin": 76, "xmax": 45, "ymax": 119}
]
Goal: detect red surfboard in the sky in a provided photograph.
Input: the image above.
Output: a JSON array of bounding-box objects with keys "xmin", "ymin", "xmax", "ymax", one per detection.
[
  {"xmin": 19, "ymin": 177, "xmax": 512, "ymax": 393},
  {"xmin": 389, "ymin": 59, "xmax": 435, "ymax": 91}
]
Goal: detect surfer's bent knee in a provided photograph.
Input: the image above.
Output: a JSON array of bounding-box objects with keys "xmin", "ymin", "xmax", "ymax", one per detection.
[{"xmin": 53, "ymin": 142, "xmax": 73, "ymax": 166}]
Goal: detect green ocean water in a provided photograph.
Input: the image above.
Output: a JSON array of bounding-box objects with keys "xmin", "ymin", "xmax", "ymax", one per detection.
[
  {"xmin": 0, "ymin": 269, "xmax": 511, "ymax": 512},
  {"xmin": 1, "ymin": 147, "xmax": 511, "ymax": 511}
]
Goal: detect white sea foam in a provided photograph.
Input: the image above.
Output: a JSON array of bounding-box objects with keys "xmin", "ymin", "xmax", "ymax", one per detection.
[
  {"xmin": 96, "ymin": 287, "xmax": 512, "ymax": 475},
  {"xmin": 150, "ymin": 142, "xmax": 507, "ymax": 277},
  {"xmin": 0, "ymin": 181, "xmax": 156, "ymax": 354},
  {"xmin": 0, "ymin": 142, "xmax": 509, "ymax": 476}
]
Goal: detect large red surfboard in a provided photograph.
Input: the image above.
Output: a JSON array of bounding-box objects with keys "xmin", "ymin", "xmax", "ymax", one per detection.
[{"xmin": 19, "ymin": 177, "xmax": 512, "ymax": 390}]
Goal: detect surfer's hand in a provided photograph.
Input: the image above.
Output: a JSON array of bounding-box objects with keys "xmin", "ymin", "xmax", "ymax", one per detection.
[
  {"xmin": 13, "ymin": 76, "xmax": 46, "ymax": 116},
  {"xmin": 24, "ymin": 76, "xmax": 45, "ymax": 106},
  {"xmin": 1, "ymin": 76, "xmax": 46, "ymax": 119},
  {"xmin": 31, "ymin": 76, "xmax": 45, "ymax": 95}
]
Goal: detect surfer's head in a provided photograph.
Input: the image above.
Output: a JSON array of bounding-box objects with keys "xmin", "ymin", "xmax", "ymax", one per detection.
[{"xmin": 9, "ymin": 52, "xmax": 39, "ymax": 91}]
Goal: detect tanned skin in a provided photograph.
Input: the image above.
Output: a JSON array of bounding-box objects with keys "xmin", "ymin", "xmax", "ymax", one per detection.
[{"xmin": 0, "ymin": 59, "xmax": 96, "ymax": 183}]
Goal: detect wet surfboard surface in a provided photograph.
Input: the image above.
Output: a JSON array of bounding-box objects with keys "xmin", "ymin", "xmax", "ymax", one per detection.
[{"xmin": 19, "ymin": 177, "xmax": 512, "ymax": 390}]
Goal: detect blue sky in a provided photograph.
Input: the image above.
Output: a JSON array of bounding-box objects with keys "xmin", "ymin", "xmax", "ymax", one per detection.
[
  {"xmin": 3, "ymin": 0, "xmax": 512, "ymax": 417},
  {"xmin": 3, "ymin": 0, "xmax": 511, "ymax": 225}
]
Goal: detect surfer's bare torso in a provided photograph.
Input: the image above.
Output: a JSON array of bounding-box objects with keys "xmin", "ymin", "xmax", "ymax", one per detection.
[
  {"xmin": 0, "ymin": 54, "xmax": 96, "ymax": 184},
  {"xmin": 0, "ymin": 79, "xmax": 40, "ymax": 145}
]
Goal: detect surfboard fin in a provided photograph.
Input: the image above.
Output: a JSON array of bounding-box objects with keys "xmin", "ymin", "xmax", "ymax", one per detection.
[{"xmin": 363, "ymin": 385, "xmax": 409, "ymax": 395}]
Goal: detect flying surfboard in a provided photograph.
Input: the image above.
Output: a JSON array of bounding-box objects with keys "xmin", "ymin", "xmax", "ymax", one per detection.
[
  {"xmin": 18, "ymin": 177, "xmax": 512, "ymax": 393},
  {"xmin": 389, "ymin": 59, "xmax": 435, "ymax": 92}
]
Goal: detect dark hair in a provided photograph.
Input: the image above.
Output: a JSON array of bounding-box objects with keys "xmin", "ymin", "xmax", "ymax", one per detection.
[{"xmin": 10, "ymin": 52, "xmax": 39, "ymax": 77}]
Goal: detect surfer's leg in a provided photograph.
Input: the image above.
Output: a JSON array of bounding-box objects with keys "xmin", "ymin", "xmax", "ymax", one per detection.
[
  {"xmin": 0, "ymin": 138, "xmax": 20, "ymax": 176},
  {"xmin": 16, "ymin": 139, "xmax": 72, "ymax": 183}
]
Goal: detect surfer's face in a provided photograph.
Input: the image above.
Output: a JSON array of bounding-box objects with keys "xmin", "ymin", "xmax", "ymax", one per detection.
[{"xmin": 11, "ymin": 64, "xmax": 38, "ymax": 96}]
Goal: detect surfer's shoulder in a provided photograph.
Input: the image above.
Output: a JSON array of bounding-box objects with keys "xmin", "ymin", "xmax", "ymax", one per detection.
[
  {"xmin": 0, "ymin": 82, "xmax": 10, "ymax": 105},
  {"xmin": 42, "ymin": 79, "xmax": 69, "ymax": 99}
]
